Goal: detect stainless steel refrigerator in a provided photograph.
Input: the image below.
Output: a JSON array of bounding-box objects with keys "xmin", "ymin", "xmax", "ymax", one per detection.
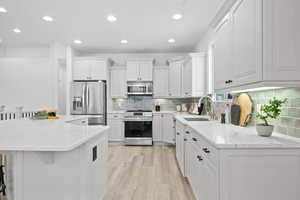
[{"xmin": 71, "ymin": 81, "xmax": 107, "ymax": 124}]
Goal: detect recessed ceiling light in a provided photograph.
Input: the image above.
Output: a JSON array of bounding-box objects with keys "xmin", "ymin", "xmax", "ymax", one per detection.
[
  {"xmin": 120, "ymin": 40, "xmax": 128, "ymax": 44},
  {"xmin": 73, "ymin": 39, "xmax": 82, "ymax": 44},
  {"xmin": 0, "ymin": 7, "xmax": 7, "ymax": 13},
  {"xmin": 172, "ymin": 13, "xmax": 183, "ymax": 20},
  {"xmin": 42, "ymin": 16, "xmax": 54, "ymax": 22},
  {"xmin": 168, "ymin": 38, "xmax": 175, "ymax": 43},
  {"xmin": 107, "ymin": 15, "xmax": 117, "ymax": 22},
  {"xmin": 13, "ymin": 28, "xmax": 21, "ymax": 33}
]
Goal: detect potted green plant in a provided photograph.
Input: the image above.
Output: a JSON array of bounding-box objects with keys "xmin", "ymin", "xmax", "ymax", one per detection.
[{"xmin": 256, "ymin": 97, "xmax": 287, "ymax": 137}]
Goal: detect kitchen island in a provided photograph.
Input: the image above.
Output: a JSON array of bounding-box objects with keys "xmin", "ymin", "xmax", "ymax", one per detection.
[
  {"xmin": 0, "ymin": 116, "xmax": 109, "ymax": 200},
  {"xmin": 174, "ymin": 114, "xmax": 300, "ymax": 200}
]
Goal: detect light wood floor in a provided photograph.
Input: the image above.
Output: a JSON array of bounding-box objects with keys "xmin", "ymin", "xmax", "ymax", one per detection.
[{"xmin": 103, "ymin": 145, "xmax": 196, "ymax": 200}]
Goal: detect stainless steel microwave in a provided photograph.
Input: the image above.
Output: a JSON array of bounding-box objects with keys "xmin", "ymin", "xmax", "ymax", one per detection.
[{"xmin": 127, "ymin": 82, "xmax": 153, "ymax": 96}]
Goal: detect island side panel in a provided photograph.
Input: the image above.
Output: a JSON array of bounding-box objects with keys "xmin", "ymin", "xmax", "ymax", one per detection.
[
  {"xmin": 219, "ymin": 148, "xmax": 300, "ymax": 200},
  {"xmin": 8, "ymin": 130, "xmax": 108, "ymax": 200}
]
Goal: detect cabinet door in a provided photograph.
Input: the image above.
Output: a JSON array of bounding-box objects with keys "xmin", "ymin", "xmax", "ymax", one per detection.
[
  {"xmin": 232, "ymin": 0, "xmax": 262, "ymax": 86},
  {"xmin": 153, "ymin": 114, "xmax": 162, "ymax": 142},
  {"xmin": 201, "ymin": 162, "xmax": 218, "ymax": 200},
  {"xmin": 139, "ymin": 61, "xmax": 153, "ymax": 81},
  {"xmin": 182, "ymin": 60, "xmax": 192, "ymax": 97},
  {"xmin": 107, "ymin": 119, "xmax": 124, "ymax": 142},
  {"xmin": 169, "ymin": 62, "xmax": 182, "ymax": 97},
  {"xmin": 264, "ymin": 0, "xmax": 300, "ymax": 81},
  {"xmin": 162, "ymin": 114, "xmax": 175, "ymax": 144},
  {"xmin": 73, "ymin": 60, "xmax": 91, "ymax": 80},
  {"xmin": 126, "ymin": 61, "xmax": 140, "ymax": 81},
  {"xmin": 110, "ymin": 68, "xmax": 127, "ymax": 98},
  {"xmin": 90, "ymin": 60, "xmax": 107, "ymax": 80},
  {"xmin": 214, "ymin": 16, "xmax": 233, "ymax": 90},
  {"xmin": 153, "ymin": 67, "xmax": 169, "ymax": 98},
  {"xmin": 189, "ymin": 143, "xmax": 203, "ymax": 200}
]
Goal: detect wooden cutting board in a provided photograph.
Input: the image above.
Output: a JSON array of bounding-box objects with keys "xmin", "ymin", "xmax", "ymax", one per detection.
[{"xmin": 236, "ymin": 93, "xmax": 253, "ymax": 126}]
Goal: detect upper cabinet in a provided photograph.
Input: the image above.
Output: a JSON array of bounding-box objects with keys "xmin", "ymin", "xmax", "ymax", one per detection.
[
  {"xmin": 214, "ymin": 15, "xmax": 233, "ymax": 90},
  {"xmin": 73, "ymin": 58, "xmax": 107, "ymax": 81},
  {"xmin": 153, "ymin": 66, "xmax": 169, "ymax": 98},
  {"xmin": 110, "ymin": 66, "xmax": 127, "ymax": 98},
  {"xmin": 213, "ymin": 0, "xmax": 300, "ymax": 92},
  {"xmin": 263, "ymin": 0, "xmax": 300, "ymax": 81},
  {"xmin": 168, "ymin": 60, "xmax": 183, "ymax": 97},
  {"xmin": 231, "ymin": 0, "xmax": 262, "ymax": 86},
  {"xmin": 182, "ymin": 53, "xmax": 207, "ymax": 97},
  {"xmin": 126, "ymin": 59, "xmax": 153, "ymax": 81}
]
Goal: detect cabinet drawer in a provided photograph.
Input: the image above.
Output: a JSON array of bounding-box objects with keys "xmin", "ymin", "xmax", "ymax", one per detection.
[
  {"xmin": 200, "ymin": 138, "xmax": 218, "ymax": 167},
  {"xmin": 189, "ymin": 129, "xmax": 203, "ymax": 149},
  {"xmin": 188, "ymin": 128, "xmax": 218, "ymax": 167},
  {"xmin": 107, "ymin": 113, "xmax": 123, "ymax": 119}
]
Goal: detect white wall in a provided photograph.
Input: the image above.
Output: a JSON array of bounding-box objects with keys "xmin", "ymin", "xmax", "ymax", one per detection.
[
  {"xmin": 0, "ymin": 58, "xmax": 55, "ymax": 111},
  {"xmin": 0, "ymin": 45, "xmax": 67, "ymax": 112}
]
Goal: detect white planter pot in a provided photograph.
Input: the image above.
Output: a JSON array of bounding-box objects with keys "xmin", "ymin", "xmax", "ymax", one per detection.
[{"xmin": 256, "ymin": 125, "xmax": 274, "ymax": 137}]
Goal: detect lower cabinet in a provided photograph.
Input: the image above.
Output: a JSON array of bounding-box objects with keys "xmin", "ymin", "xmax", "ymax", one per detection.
[
  {"xmin": 175, "ymin": 120, "xmax": 185, "ymax": 175},
  {"xmin": 180, "ymin": 127, "xmax": 300, "ymax": 200},
  {"xmin": 107, "ymin": 113, "xmax": 124, "ymax": 142},
  {"xmin": 153, "ymin": 113, "xmax": 175, "ymax": 144}
]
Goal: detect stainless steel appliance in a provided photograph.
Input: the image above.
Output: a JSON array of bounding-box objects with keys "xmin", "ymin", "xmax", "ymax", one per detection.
[
  {"xmin": 71, "ymin": 81, "xmax": 107, "ymax": 125},
  {"xmin": 124, "ymin": 111, "xmax": 153, "ymax": 146},
  {"xmin": 127, "ymin": 82, "xmax": 153, "ymax": 96}
]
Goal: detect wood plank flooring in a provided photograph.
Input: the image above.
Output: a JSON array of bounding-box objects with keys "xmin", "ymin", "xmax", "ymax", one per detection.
[{"xmin": 103, "ymin": 145, "xmax": 196, "ymax": 200}]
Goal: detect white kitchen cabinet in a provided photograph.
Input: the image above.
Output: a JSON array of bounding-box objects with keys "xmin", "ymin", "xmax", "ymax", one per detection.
[
  {"xmin": 153, "ymin": 113, "xmax": 175, "ymax": 144},
  {"xmin": 181, "ymin": 125, "xmax": 300, "ymax": 200},
  {"xmin": 162, "ymin": 113, "xmax": 175, "ymax": 144},
  {"xmin": 214, "ymin": 14, "xmax": 233, "ymax": 90},
  {"xmin": 139, "ymin": 61, "xmax": 153, "ymax": 81},
  {"xmin": 73, "ymin": 58, "xmax": 107, "ymax": 81},
  {"xmin": 182, "ymin": 53, "xmax": 207, "ymax": 97},
  {"xmin": 213, "ymin": 0, "xmax": 300, "ymax": 92},
  {"xmin": 153, "ymin": 66, "xmax": 169, "ymax": 98},
  {"xmin": 263, "ymin": 0, "xmax": 300, "ymax": 81},
  {"xmin": 110, "ymin": 67, "xmax": 127, "ymax": 98},
  {"xmin": 107, "ymin": 113, "xmax": 124, "ymax": 142},
  {"xmin": 126, "ymin": 59, "xmax": 153, "ymax": 81},
  {"xmin": 232, "ymin": 0, "xmax": 262, "ymax": 86},
  {"xmin": 168, "ymin": 61, "xmax": 182, "ymax": 97},
  {"xmin": 153, "ymin": 114, "xmax": 163, "ymax": 142},
  {"xmin": 175, "ymin": 120, "xmax": 185, "ymax": 175}
]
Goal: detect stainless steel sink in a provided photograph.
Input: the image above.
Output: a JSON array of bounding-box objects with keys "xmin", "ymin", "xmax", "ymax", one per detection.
[{"xmin": 184, "ymin": 117, "xmax": 209, "ymax": 122}]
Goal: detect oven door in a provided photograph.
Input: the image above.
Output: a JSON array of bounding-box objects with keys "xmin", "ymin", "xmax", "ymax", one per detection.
[{"xmin": 124, "ymin": 120, "xmax": 153, "ymax": 145}]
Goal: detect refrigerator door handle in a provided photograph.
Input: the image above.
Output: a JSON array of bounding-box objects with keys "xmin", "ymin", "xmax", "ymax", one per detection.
[
  {"xmin": 87, "ymin": 85, "xmax": 90, "ymax": 112},
  {"xmin": 81, "ymin": 85, "xmax": 86, "ymax": 113}
]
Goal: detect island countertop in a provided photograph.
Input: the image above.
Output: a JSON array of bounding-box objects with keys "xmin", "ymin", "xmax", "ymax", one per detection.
[
  {"xmin": 0, "ymin": 116, "xmax": 109, "ymax": 151},
  {"xmin": 175, "ymin": 114, "xmax": 300, "ymax": 149}
]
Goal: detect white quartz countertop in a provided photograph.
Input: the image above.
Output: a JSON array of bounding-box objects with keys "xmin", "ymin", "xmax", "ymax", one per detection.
[
  {"xmin": 175, "ymin": 115, "xmax": 300, "ymax": 149},
  {"xmin": 0, "ymin": 116, "xmax": 109, "ymax": 152}
]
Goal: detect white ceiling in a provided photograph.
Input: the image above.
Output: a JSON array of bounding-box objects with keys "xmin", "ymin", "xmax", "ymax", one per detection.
[{"xmin": 0, "ymin": 0, "xmax": 225, "ymax": 53}]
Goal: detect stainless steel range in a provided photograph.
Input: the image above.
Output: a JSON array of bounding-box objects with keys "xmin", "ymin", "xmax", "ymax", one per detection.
[{"xmin": 124, "ymin": 110, "xmax": 153, "ymax": 146}]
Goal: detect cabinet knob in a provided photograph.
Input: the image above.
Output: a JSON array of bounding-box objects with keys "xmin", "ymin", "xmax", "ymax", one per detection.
[
  {"xmin": 192, "ymin": 138, "xmax": 197, "ymax": 142},
  {"xmin": 203, "ymin": 148, "xmax": 210, "ymax": 154},
  {"xmin": 186, "ymin": 131, "xmax": 190, "ymax": 134},
  {"xmin": 177, "ymin": 132, "xmax": 180, "ymax": 135},
  {"xmin": 197, "ymin": 155, "xmax": 203, "ymax": 161},
  {"xmin": 184, "ymin": 138, "xmax": 187, "ymax": 141}
]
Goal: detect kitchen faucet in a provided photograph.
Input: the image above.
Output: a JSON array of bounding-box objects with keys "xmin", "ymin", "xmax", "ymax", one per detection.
[{"xmin": 198, "ymin": 95, "xmax": 216, "ymax": 120}]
